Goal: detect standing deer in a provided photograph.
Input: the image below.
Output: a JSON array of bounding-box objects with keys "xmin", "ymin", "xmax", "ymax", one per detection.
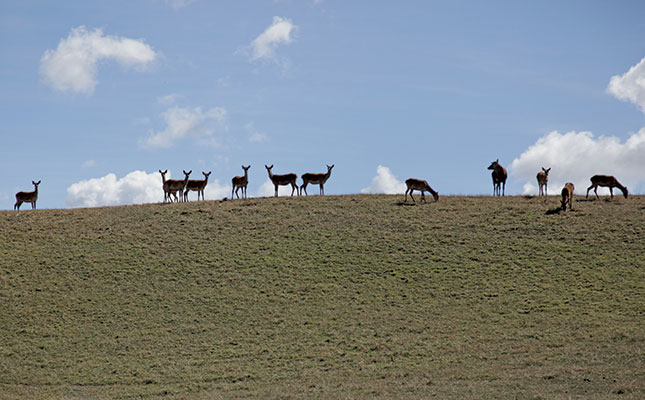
[
  {"xmin": 232, "ymin": 165, "xmax": 251, "ymax": 199},
  {"xmin": 160, "ymin": 170, "xmax": 191, "ymax": 203},
  {"xmin": 184, "ymin": 171, "xmax": 211, "ymax": 201},
  {"xmin": 561, "ymin": 182, "xmax": 574, "ymax": 211},
  {"xmin": 265, "ymin": 165, "xmax": 298, "ymax": 197},
  {"xmin": 14, "ymin": 180, "xmax": 41, "ymax": 210},
  {"xmin": 404, "ymin": 178, "xmax": 439, "ymax": 203},
  {"xmin": 536, "ymin": 167, "xmax": 551, "ymax": 196},
  {"xmin": 300, "ymin": 164, "xmax": 334, "ymax": 196},
  {"xmin": 487, "ymin": 159, "xmax": 507, "ymax": 196},
  {"xmin": 586, "ymin": 175, "xmax": 628, "ymax": 200}
]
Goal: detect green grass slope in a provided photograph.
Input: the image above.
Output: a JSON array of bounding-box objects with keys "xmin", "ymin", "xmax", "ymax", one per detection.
[{"xmin": 1, "ymin": 195, "xmax": 643, "ymax": 399}]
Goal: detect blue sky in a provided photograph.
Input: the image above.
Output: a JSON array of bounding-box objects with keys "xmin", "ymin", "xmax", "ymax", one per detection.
[{"xmin": 2, "ymin": 0, "xmax": 645, "ymax": 209}]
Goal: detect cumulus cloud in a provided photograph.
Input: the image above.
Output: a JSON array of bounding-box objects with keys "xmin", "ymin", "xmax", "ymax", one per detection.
[
  {"xmin": 66, "ymin": 170, "xmax": 162, "ymax": 208},
  {"xmin": 510, "ymin": 130, "xmax": 645, "ymax": 195},
  {"xmin": 250, "ymin": 16, "xmax": 297, "ymax": 61},
  {"xmin": 142, "ymin": 106, "xmax": 228, "ymax": 148},
  {"xmin": 40, "ymin": 26, "xmax": 156, "ymax": 94},
  {"xmin": 257, "ymin": 179, "xmax": 299, "ymax": 197},
  {"xmin": 361, "ymin": 165, "xmax": 406, "ymax": 194},
  {"xmin": 607, "ymin": 57, "xmax": 645, "ymax": 113}
]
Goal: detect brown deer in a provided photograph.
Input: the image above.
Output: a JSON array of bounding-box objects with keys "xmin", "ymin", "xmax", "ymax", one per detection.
[
  {"xmin": 159, "ymin": 170, "xmax": 191, "ymax": 203},
  {"xmin": 300, "ymin": 164, "xmax": 334, "ymax": 196},
  {"xmin": 231, "ymin": 165, "xmax": 251, "ymax": 199},
  {"xmin": 265, "ymin": 165, "xmax": 298, "ymax": 197},
  {"xmin": 14, "ymin": 180, "xmax": 41, "ymax": 210},
  {"xmin": 586, "ymin": 175, "xmax": 628, "ymax": 200},
  {"xmin": 404, "ymin": 178, "xmax": 439, "ymax": 203},
  {"xmin": 561, "ymin": 182, "xmax": 574, "ymax": 211},
  {"xmin": 536, "ymin": 167, "xmax": 550, "ymax": 196},
  {"xmin": 487, "ymin": 159, "xmax": 507, "ymax": 196},
  {"xmin": 184, "ymin": 171, "xmax": 211, "ymax": 201}
]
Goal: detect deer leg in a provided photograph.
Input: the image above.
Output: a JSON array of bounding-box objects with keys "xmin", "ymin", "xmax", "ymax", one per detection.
[
  {"xmin": 301, "ymin": 183, "xmax": 308, "ymax": 196},
  {"xmin": 609, "ymin": 187, "xmax": 614, "ymax": 199},
  {"xmin": 409, "ymin": 190, "xmax": 416, "ymax": 203},
  {"xmin": 274, "ymin": 184, "xmax": 279, "ymax": 197},
  {"xmin": 502, "ymin": 181, "xmax": 505, "ymax": 196},
  {"xmin": 421, "ymin": 191, "xmax": 426, "ymax": 203},
  {"xmin": 320, "ymin": 184, "xmax": 324, "ymax": 195},
  {"xmin": 594, "ymin": 186, "xmax": 599, "ymax": 200}
]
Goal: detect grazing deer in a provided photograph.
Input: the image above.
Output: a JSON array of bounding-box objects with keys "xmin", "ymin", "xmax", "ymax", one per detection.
[
  {"xmin": 536, "ymin": 167, "xmax": 551, "ymax": 196},
  {"xmin": 232, "ymin": 165, "xmax": 251, "ymax": 199},
  {"xmin": 184, "ymin": 171, "xmax": 211, "ymax": 201},
  {"xmin": 586, "ymin": 175, "xmax": 628, "ymax": 200},
  {"xmin": 300, "ymin": 164, "xmax": 334, "ymax": 196},
  {"xmin": 14, "ymin": 180, "xmax": 41, "ymax": 210},
  {"xmin": 404, "ymin": 178, "xmax": 439, "ymax": 203},
  {"xmin": 160, "ymin": 170, "xmax": 191, "ymax": 203},
  {"xmin": 487, "ymin": 159, "xmax": 507, "ymax": 196},
  {"xmin": 265, "ymin": 165, "xmax": 298, "ymax": 197},
  {"xmin": 561, "ymin": 182, "xmax": 574, "ymax": 211}
]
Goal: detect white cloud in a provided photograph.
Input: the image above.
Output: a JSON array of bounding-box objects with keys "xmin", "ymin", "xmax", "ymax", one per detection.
[
  {"xmin": 66, "ymin": 170, "xmax": 162, "ymax": 208},
  {"xmin": 141, "ymin": 106, "xmax": 228, "ymax": 148},
  {"xmin": 250, "ymin": 16, "xmax": 297, "ymax": 61},
  {"xmin": 257, "ymin": 179, "xmax": 299, "ymax": 197},
  {"xmin": 40, "ymin": 26, "xmax": 157, "ymax": 94},
  {"xmin": 82, "ymin": 160, "xmax": 96, "ymax": 169},
  {"xmin": 607, "ymin": 57, "xmax": 645, "ymax": 113},
  {"xmin": 510, "ymin": 130, "xmax": 645, "ymax": 195},
  {"xmin": 361, "ymin": 165, "xmax": 406, "ymax": 194}
]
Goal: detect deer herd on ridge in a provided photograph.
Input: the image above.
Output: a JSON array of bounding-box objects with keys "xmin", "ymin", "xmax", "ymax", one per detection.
[{"xmin": 12, "ymin": 160, "xmax": 630, "ymax": 211}]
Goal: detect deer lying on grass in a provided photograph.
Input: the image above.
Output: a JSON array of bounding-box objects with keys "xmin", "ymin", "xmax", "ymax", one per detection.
[
  {"xmin": 184, "ymin": 171, "xmax": 211, "ymax": 201},
  {"xmin": 14, "ymin": 180, "xmax": 41, "ymax": 210},
  {"xmin": 487, "ymin": 159, "xmax": 507, "ymax": 196},
  {"xmin": 586, "ymin": 175, "xmax": 628, "ymax": 200},
  {"xmin": 536, "ymin": 167, "xmax": 550, "ymax": 196},
  {"xmin": 232, "ymin": 165, "xmax": 251, "ymax": 199},
  {"xmin": 300, "ymin": 164, "xmax": 334, "ymax": 196},
  {"xmin": 404, "ymin": 178, "xmax": 439, "ymax": 203},
  {"xmin": 561, "ymin": 182, "xmax": 574, "ymax": 211},
  {"xmin": 265, "ymin": 165, "xmax": 298, "ymax": 197},
  {"xmin": 159, "ymin": 170, "xmax": 191, "ymax": 203}
]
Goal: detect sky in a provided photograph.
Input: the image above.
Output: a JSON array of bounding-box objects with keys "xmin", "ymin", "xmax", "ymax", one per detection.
[{"xmin": 2, "ymin": 0, "xmax": 645, "ymax": 209}]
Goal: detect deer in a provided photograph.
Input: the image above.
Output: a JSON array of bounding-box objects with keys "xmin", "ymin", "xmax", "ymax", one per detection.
[
  {"xmin": 300, "ymin": 164, "xmax": 334, "ymax": 196},
  {"xmin": 231, "ymin": 165, "xmax": 251, "ymax": 199},
  {"xmin": 265, "ymin": 165, "xmax": 298, "ymax": 197},
  {"xmin": 184, "ymin": 171, "xmax": 211, "ymax": 201},
  {"xmin": 586, "ymin": 175, "xmax": 628, "ymax": 200},
  {"xmin": 487, "ymin": 159, "xmax": 507, "ymax": 196},
  {"xmin": 159, "ymin": 170, "xmax": 191, "ymax": 203},
  {"xmin": 561, "ymin": 182, "xmax": 574, "ymax": 211},
  {"xmin": 404, "ymin": 178, "xmax": 439, "ymax": 203},
  {"xmin": 536, "ymin": 167, "xmax": 551, "ymax": 196},
  {"xmin": 14, "ymin": 180, "xmax": 41, "ymax": 210}
]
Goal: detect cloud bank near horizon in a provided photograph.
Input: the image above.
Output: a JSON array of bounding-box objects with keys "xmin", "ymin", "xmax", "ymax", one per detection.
[
  {"xmin": 361, "ymin": 165, "xmax": 406, "ymax": 194},
  {"xmin": 66, "ymin": 170, "xmax": 229, "ymax": 208},
  {"xmin": 510, "ymin": 130, "xmax": 645, "ymax": 195}
]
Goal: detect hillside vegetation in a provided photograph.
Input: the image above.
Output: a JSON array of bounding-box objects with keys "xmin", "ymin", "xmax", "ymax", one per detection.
[{"xmin": 1, "ymin": 194, "xmax": 643, "ymax": 399}]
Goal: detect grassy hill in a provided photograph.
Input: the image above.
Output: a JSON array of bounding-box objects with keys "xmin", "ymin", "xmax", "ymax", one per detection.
[{"xmin": 1, "ymin": 194, "xmax": 643, "ymax": 399}]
